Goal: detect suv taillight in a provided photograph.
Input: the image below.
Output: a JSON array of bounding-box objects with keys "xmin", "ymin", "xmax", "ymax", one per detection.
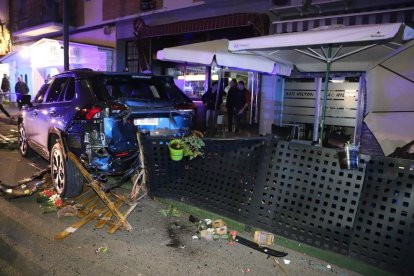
[{"xmin": 77, "ymin": 105, "xmax": 103, "ymax": 120}]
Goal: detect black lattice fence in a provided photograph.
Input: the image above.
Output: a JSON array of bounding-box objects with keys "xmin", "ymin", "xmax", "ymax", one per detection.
[
  {"xmin": 142, "ymin": 136, "xmax": 265, "ymax": 222},
  {"xmin": 143, "ymin": 136, "xmax": 414, "ymax": 274},
  {"xmin": 350, "ymin": 156, "xmax": 414, "ymax": 275},
  {"xmin": 252, "ymin": 140, "xmax": 366, "ymax": 255}
]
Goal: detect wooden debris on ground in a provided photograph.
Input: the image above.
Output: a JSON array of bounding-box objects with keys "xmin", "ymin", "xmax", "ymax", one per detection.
[{"xmin": 53, "ymin": 152, "xmax": 147, "ymax": 240}]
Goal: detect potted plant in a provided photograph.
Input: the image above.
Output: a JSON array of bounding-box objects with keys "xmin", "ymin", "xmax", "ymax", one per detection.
[
  {"xmin": 168, "ymin": 131, "xmax": 205, "ymax": 161},
  {"xmin": 182, "ymin": 130, "xmax": 205, "ymax": 160},
  {"xmin": 168, "ymin": 139, "xmax": 185, "ymax": 161}
]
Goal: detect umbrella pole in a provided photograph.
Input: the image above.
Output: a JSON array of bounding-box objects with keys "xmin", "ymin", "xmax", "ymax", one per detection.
[
  {"xmin": 214, "ymin": 67, "xmax": 224, "ymax": 127},
  {"xmin": 319, "ymin": 45, "xmax": 332, "ymax": 145}
]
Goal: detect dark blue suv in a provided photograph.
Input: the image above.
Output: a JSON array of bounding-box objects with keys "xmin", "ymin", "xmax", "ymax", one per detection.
[{"xmin": 18, "ymin": 69, "xmax": 194, "ymax": 197}]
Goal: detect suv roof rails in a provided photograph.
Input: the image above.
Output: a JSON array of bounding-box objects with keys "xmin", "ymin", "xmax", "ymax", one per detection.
[{"xmin": 70, "ymin": 68, "xmax": 94, "ymax": 72}]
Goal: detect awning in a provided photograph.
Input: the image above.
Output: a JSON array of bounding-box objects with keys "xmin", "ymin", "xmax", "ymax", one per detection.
[
  {"xmin": 134, "ymin": 13, "xmax": 270, "ymax": 39},
  {"xmin": 229, "ymin": 23, "xmax": 414, "ymax": 72},
  {"xmin": 364, "ymin": 112, "xmax": 414, "ymax": 156},
  {"xmin": 156, "ymin": 39, "xmax": 292, "ymax": 76}
]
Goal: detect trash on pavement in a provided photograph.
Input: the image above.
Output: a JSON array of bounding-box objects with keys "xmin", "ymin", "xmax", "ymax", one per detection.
[
  {"xmin": 0, "ymin": 166, "xmax": 51, "ymax": 199},
  {"xmin": 283, "ymin": 259, "xmax": 291, "ymax": 265},
  {"xmin": 235, "ymin": 235, "xmax": 288, "ymax": 258},
  {"xmin": 160, "ymin": 205, "xmax": 181, "ymax": 217},
  {"xmin": 57, "ymin": 205, "xmax": 79, "ymax": 218},
  {"xmin": 254, "ymin": 230, "xmax": 274, "ymax": 246},
  {"xmin": 212, "ymin": 219, "xmax": 227, "ymax": 235},
  {"xmin": 95, "ymin": 245, "xmax": 109, "ymax": 254}
]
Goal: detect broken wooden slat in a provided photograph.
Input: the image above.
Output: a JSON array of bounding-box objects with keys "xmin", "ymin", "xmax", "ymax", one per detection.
[
  {"xmin": 67, "ymin": 152, "xmax": 132, "ymax": 231},
  {"xmin": 95, "ymin": 199, "xmax": 123, "ymax": 229},
  {"xmin": 54, "ymin": 205, "xmax": 109, "ymax": 241},
  {"xmin": 107, "ymin": 192, "xmax": 146, "ymax": 234},
  {"xmin": 107, "ymin": 202, "xmax": 138, "ymax": 234},
  {"xmin": 77, "ymin": 198, "xmax": 100, "ymax": 218}
]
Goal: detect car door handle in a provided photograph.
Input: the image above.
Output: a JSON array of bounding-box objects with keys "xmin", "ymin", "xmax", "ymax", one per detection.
[
  {"xmin": 33, "ymin": 110, "xmax": 38, "ymax": 116},
  {"xmin": 49, "ymin": 110, "xmax": 56, "ymax": 116}
]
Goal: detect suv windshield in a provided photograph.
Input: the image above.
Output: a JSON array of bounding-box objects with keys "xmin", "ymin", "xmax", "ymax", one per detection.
[{"xmin": 84, "ymin": 75, "xmax": 191, "ymax": 103}]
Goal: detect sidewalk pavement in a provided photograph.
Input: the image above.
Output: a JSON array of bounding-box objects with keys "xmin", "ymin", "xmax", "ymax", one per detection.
[{"xmin": 0, "ymin": 102, "xmax": 19, "ymax": 148}]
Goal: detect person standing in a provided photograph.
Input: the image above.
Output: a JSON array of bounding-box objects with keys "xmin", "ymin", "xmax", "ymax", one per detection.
[
  {"xmin": 225, "ymin": 79, "xmax": 238, "ymax": 132},
  {"xmin": 229, "ymin": 80, "xmax": 248, "ymax": 133},
  {"xmin": 201, "ymin": 81, "xmax": 224, "ymax": 134},
  {"xmin": 15, "ymin": 75, "xmax": 29, "ymax": 109},
  {"xmin": 0, "ymin": 74, "xmax": 12, "ymax": 118}
]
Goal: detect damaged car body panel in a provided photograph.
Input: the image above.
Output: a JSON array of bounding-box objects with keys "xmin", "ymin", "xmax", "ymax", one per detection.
[
  {"xmin": 18, "ymin": 69, "xmax": 194, "ymax": 198},
  {"xmin": 85, "ymin": 74, "xmax": 194, "ymax": 137}
]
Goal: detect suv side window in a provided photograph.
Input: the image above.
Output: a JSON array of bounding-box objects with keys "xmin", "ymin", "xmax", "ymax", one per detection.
[
  {"xmin": 64, "ymin": 78, "xmax": 75, "ymax": 101},
  {"xmin": 46, "ymin": 77, "xmax": 68, "ymax": 103},
  {"xmin": 34, "ymin": 83, "xmax": 50, "ymax": 104}
]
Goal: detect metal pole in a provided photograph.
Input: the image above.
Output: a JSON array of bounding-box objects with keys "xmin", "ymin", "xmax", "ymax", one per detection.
[
  {"xmin": 254, "ymin": 73, "xmax": 260, "ymax": 124},
  {"xmin": 205, "ymin": 66, "xmax": 211, "ymax": 93},
  {"xmin": 312, "ymin": 77, "xmax": 322, "ymax": 143},
  {"xmin": 319, "ymin": 45, "xmax": 332, "ymax": 145},
  {"xmin": 353, "ymin": 73, "xmax": 366, "ymax": 145},
  {"xmin": 63, "ymin": 0, "xmax": 69, "ymax": 71},
  {"xmin": 213, "ymin": 67, "xmax": 224, "ymax": 128}
]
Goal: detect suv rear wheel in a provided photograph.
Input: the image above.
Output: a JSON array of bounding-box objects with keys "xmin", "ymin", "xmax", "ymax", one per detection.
[
  {"xmin": 50, "ymin": 142, "xmax": 84, "ymax": 198},
  {"xmin": 18, "ymin": 123, "xmax": 33, "ymax": 157}
]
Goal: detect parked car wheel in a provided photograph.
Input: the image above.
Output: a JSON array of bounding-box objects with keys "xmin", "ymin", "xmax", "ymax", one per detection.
[
  {"xmin": 50, "ymin": 142, "xmax": 84, "ymax": 198},
  {"xmin": 18, "ymin": 123, "xmax": 33, "ymax": 157}
]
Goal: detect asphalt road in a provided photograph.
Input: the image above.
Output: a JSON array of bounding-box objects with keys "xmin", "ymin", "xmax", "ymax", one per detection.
[{"xmin": 0, "ymin": 108, "xmax": 360, "ymax": 276}]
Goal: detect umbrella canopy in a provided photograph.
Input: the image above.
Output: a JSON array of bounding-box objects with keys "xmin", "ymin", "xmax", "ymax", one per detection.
[
  {"xmin": 156, "ymin": 39, "xmax": 292, "ymax": 76},
  {"xmin": 228, "ymin": 23, "xmax": 413, "ymax": 72},
  {"xmin": 364, "ymin": 112, "xmax": 414, "ymax": 156}
]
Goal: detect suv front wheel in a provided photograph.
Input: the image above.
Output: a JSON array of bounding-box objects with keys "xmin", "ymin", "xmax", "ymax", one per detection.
[
  {"xmin": 50, "ymin": 142, "xmax": 84, "ymax": 198},
  {"xmin": 18, "ymin": 123, "xmax": 33, "ymax": 157}
]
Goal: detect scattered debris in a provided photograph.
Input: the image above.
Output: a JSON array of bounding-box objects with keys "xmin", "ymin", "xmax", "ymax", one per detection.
[
  {"xmin": 235, "ymin": 235, "xmax": 288, "ymax": 258},
  {"xmin": 95, "ymin": 245, "xmax": 109, "ymax": 254},
  {"xmin": 308, "ymin": 261, "xmax": 334, "ymax": 272},
  {"xmin": 36, "ymin": 189, "xmax": 63, "ymax": 213},
  {"xmin": 188, "ymin": 214, "xmax": 200, "ymax": 223},
  {"xmin": 192, "ymin": 235, "xmax": 199, "ymax": 240},
  {"xmin": 0, "ymin": 166, "xmax": 51, "ymax": 199},
  {"xmin": 212, "ymin": 219, "xmax": 227, "ymax": 235},
  {"xmin": 0, "ymin": 178, "xmax": 48, "ymax": 199},
  {"xmin": 283, "ymin": 259, "xmax": 291, "ymax": 265},
  {"xmin": 57, "ymin": 205, "xmax": 79, "ymax": 218},
  {"xmin": 254, "ymin": 230, "xmax": 274, "ymax": 246},
  {"xmin": 160, "ymin": 205, "xmax": 181, "ymax": 218},
  {"xmin": 199, "ymin": 229, "xmax": 213, "ymax": 240}
]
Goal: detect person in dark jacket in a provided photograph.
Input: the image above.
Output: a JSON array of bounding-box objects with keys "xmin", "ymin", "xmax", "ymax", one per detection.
[
  {"xmin": 227, "ymin": 80, "xmax": 248, "ymax": 133},
  {"xmin": 0, "ymin": 74, "xmax": 12, "ymax": 118},
  {"xmin": 201, "ymin": 81, "xmax": 224, "ymax": 133},
  {"xmin": 15, "ymin": 76, "xmax": 29, "ymax": 109},
  {"xmin": 225, "ymin": 79, "xmax": 238, "ymax": 132}
]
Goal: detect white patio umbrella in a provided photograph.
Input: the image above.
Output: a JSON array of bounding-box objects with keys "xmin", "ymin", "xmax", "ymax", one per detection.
[
  {"xmin": 156, "ymin": 39, "xmax": 292, "ymax": 76},
  {"xmin": 228, "ymin": 23, "xmax": 414, "ymax": 143}
]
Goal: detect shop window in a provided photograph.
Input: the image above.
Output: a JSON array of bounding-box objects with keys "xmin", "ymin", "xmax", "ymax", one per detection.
[{"xmin": 126, "ymin": 41, "xmax": 139, "ymax": 72}]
